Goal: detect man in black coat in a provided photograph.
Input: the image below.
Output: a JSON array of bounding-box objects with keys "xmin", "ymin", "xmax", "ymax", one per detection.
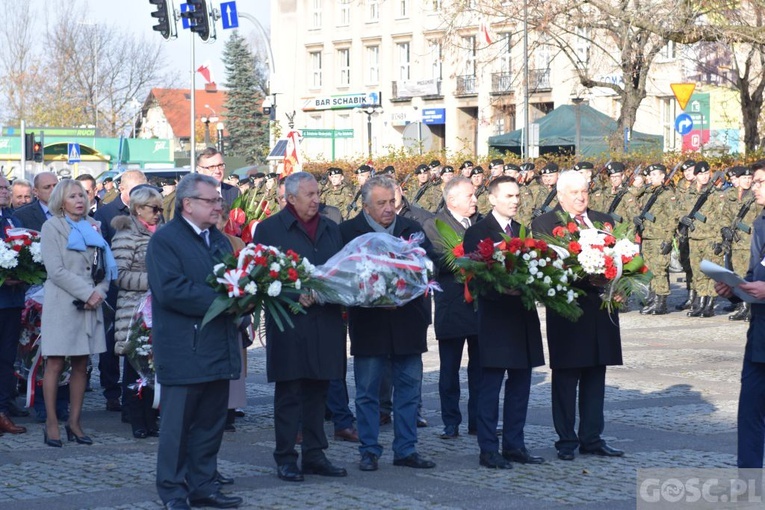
[
  {"xmin": 196, "ymin": 146, "xmax": 240, "ymax": 209},
  {"xmin": 253, "ymin": 172, "xmax": 348, "ymax": 482},
  {"xmin": 463, "ymin": 176, "xmax": 546, "ymax": 469},
  {"xmin": 340, "ymin": 176, "xmax": 436, "ymax": 472},
  {"xmin": 422, "ymin": 177, "xmax": 482, "ymax": 439},
  {"xmin": 531, "ymin": 170, "xmax": 624, "ymax": 461},
  {"xmin": 12, "ymin": 172, "xmax": 58, "ymax": 231}
]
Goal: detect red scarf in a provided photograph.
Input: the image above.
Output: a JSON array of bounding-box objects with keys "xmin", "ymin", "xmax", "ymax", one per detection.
[{"xmin": 286, "ymin": 203, "xmax": 319, "ymax": 242}]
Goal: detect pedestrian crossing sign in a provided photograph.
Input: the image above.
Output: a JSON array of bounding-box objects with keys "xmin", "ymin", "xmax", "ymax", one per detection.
[{"xmin": 67, "ymin": 143, "xmax": 81, "ymax": 163}]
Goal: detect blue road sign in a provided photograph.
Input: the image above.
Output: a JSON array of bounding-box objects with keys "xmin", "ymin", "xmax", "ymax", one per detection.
[
  {"xmin": 220, "ymin": 2, "xmax": 239, "ymax": 29},
  {"xmin": 180, "ymin": 3, "xmax": 192, "ymax": 29},
  {"xmin": 675, "ymin": 113, "xmax": 693, "ymax": 135},
  {"xmin": 67, "ymin": 143, "xmax": 81, "ymax": 164}
]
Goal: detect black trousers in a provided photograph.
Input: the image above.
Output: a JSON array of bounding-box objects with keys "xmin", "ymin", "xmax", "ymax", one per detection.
[
  {"xmin": 273, "ymin": 378, "xmax": 329, "ymax": 466},
  {"xmin": 0, "ymin": 307, "xmax": 21, "ymax": 414},
  {"xmin": 551, "ymin": 366, "xmax": 606, "ymax": 452},
  {"xmin": 477, "ymin": 367, "xmax": 531, "ymax": 453},
  {"xmin": 156, "ymin": 379, "xmax": 229, "ymax": 503}
]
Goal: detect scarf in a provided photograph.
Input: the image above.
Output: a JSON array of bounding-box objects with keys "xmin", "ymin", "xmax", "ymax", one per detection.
[
  {"xmin": 286, "ymin": 203, "xmax": 320, "ymax": 242},
  {"xmin": 64, "ymin": 216, "xmax": 119, "ymax": 282},
  {"xmin": 137, "ymin": 217, "xmax": 158, "ymax": 233},
  {"xmin": 363, "ymin": 210, "xmax": 397, "ymax": 235}
]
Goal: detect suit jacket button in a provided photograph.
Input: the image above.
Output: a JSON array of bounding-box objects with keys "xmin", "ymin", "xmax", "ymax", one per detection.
[{"xmin": 86, "ymin": 266, "xmax": 91, "ymax": 270}]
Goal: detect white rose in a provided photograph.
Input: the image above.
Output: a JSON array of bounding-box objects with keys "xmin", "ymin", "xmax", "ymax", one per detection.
[
  {"xmin": 522, "ymin": 253, "xmax": 530, "ymax": 261},
  {"xmin": 526, "ymin": 276, "xmax": 534, "ymax": 284},
  {"xmin": 270, "ymin": 262, "xmax": 281, "ymax": 273},
  {"xmin": 529, "ymin": 266, "xmax": 538, "ymax": 275},
  {"xmin": 547, "ymin": 288, "xmax": 556, "ymax": 296},
  {"xmin": 267, "ymin": 281, "xmax": 282, "ymax": 297},
  {"xmin": 244, "ymin": 282, "xmax": 258, "ymax": 295},
  {"xmin": 529, "ymin": 251, "xmax": 537, "ymax": 259},
  {"xmin": 543, "ymin": 276, "xmax": 551, "ymax": 284},
  {"xmin": 295, "ymin": 279, "xmax": 301, "ymax": 290}
]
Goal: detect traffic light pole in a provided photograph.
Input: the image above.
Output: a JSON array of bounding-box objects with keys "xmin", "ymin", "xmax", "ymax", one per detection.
[
  {"xmin": 20, "ymin": 120, "xmax": 27, "ymax": 178},
  {"xmin": 190, "ymin": 33, "xmax": 196, "ymax": 169}
]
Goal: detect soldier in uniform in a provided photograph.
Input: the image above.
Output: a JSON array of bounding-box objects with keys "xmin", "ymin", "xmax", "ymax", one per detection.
[
  {"xmin": 471, "ymin": 166, "xmax": 492, "ymax": 215},
  {"xmin": 503, "ymin": 163, "xmax": 521, "ymax": 179},
  {"xmin": 409, "ymin": 164, "xmax": 437, "ymax": 211},
  {"xmin": 321, "ymin": 167, "xmax": 355, "ymax": 219},
  {"xmin": 725, "ymin": 164, "xmax": 759, "ymax": 321},
  {"xmin": 601, "ymin": 162, "xmax": 640, "ymax": 225},
  {"xmin": 674, "ymin": 160, "xmax": 698, "ymax": 311},
  {"xmin": 460, "ymin": 161, "xmax": 474, "ymax": 178},
  {"xmin": 531, "ymin": 162, "xmax": 559, "ymax": 218},
  {"xmin": 487, "ymin": 159, "xmax": 504, "ymax": 180},
  {"xmin": 379, "ymin": 165, "xmax": 396, "ymax": 177},
  {"xmin": 678, "ymin": 161, "xmax": 735, "ymax": 317},
  {"xmin": 355, "ymin": 165, "xmax": 373, "ymax": 188},
  {"xmin": 634, "ymin": 164, "xmax": 679, "ymax": 315},
  {"xmin": 101, "ymin": 177, "xmax": 119, "ymax": 204}
]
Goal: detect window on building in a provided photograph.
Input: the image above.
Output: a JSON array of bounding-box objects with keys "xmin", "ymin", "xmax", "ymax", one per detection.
[
  {"xmin": 310, "ymin": 51, "xmax": 322, "ymax": 88},
  {"xmin": 399, "ymin": 0, "xmax": 408, "ymax": 17},
  {"xmin": 397, "ymin": 42, "xmax": 410, "ymax": 80},
  {"xmin": 338, "ymin": 0, "xmax": 351, "ymax": 26},
  {"xmin": 338, "ymin": 48, "xmax": 351, "ymax": 86},
  {"xmin": 661, "ymin": 41, "xmax": 676, "ymax": 60},
  {"xmin": 429, "ymin": 40, "xmax": 442, "ymax": 80},
  {"xmin": 575, "ymin": 26, "xmax": 590, "ymax": 69},
  {"xmin": 366, "ymin": 45, "xmax": 380, "ymax": 85},
  {"xmin": 311, "ymin": 0, "xmax": 322, "ymax": 29},
  {"xmin": 499, "ymin": 32, "xmax": 511, "ymax": 74},
  {"xmin": 463, "ymin": 35, "xmax": 476, "ymax": 77},
  {"xmin": 367, "ymin": 0, "xmax": 379, "ymax": 21},
  {"xmin": 432, "ymin": 0, "xmax": 442, "ymax": 11}
]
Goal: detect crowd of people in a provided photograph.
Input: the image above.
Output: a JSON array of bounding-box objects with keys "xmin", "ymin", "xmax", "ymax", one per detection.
[{"xmin": 2, "ymin": 151, "xmax": 765, "ymax": 509}]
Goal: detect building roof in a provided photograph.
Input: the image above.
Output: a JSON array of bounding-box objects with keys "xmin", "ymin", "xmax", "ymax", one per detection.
[{"xmin": 146, "ymin": 84, "xmax": 229, "ymax": 139}]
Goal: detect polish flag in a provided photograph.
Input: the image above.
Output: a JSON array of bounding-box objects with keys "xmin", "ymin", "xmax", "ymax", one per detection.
[
  {"xmin": 196, "ymin": 62, "xmax": 214, "ymax": 84},
  {"xmin": 282, "ymin": 130, "xmax": 303, "ymax": 177},
  {"xmin": 478, "ymin": 18, "xmax": 493, "ymax": 45}
]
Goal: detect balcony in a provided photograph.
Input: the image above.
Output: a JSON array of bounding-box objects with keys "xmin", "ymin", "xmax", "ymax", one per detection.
[
  {"xmin": 455, "ymin": 75, "xmax": 477, "ymax": 96},
  {"xmin": 529, "ymin": 68, "xmax": 551, "ymax": 92},
  {"xmin": 491, "ymin": 72, "xmax": 513, "ymax": 95},
  {"xmin": 391, "ymin": 80, "xmax": 442, "ymax": 101}
]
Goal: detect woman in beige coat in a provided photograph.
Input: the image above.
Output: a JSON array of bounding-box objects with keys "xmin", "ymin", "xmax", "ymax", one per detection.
[{"xmin": 40, "ymin": 180, "xmax": 116, "ymax": 447}]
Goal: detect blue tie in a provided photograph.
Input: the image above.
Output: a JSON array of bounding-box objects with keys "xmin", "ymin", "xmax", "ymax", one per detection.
[{"xmin": 200, "ymin": 230, "xmax": 210, "ymax": 247}]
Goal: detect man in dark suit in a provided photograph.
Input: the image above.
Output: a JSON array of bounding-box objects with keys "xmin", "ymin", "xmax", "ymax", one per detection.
[
  {"xmin": 76, "ymin": 174, "xmax": 101, "ymax": 217},
  {"xmin": 422, "ymin": 177, "xmax": 481, "ymax": 439},
  {"xmin": 340, "ymin": 176, "xmax": 436, "ymax": 472},
  {"xmin": 463, "ymin": 176, "xmax": 546, "ymax": 469},
  {"xmin": 196, "ymin": 147, "xmax": 240, "ymax": 209},
  {"xmin": 12, "ymin": 172, "xmax": 58, "ymax": 231},
  {"xmin": 147, "ymin": 173, "xmax": 242, "ymax": 510},
  {"xmin": 531, "ymin": 170, "xmax": 624, "ymax": 461}
]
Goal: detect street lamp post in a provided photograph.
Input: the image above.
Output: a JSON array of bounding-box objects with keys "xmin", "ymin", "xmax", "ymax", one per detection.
[
  {"xmin": 358, "ymin": 104, "xmax": 384, "ymax": 159},
  {"xmin": 201, "ymin": 105, "xmax": 218, "ymax": 148},
  {"xmin": 216, "ymin": 122, "xmax": 225, "ymax": 155}
]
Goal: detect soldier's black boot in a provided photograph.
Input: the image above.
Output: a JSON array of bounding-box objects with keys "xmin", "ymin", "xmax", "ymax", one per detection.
[
  {"xmin": 640, "ymin": 291, "xmax": 657, "ymax": 314},
  {"xmin": 687, "ymin": 295, "xmax": 706, "ymax": 317},
  {"xmin": 676, "ymin": 289, "xmax": 697, "ymax": 311},
  {"xmin": 650, "ymin": 295, "xmax": 668, "ymax": 315},
  {"xmin": 701, "ymin": 296, "xmax": 716, "ymax": 317},
  {"xmin": 729, "ymin": 303, "xmax": 751, "ymax": 321}
]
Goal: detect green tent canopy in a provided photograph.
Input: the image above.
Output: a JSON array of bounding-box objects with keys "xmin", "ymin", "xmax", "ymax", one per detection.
[{"xmin": 488, "ymin": 104, "xmax": 663, "ymax": 157}]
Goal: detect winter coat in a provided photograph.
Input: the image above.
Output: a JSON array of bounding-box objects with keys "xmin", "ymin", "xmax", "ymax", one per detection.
[{"xmin": 111, "ymin": 215, "xmax": 152, "ymax": 346}]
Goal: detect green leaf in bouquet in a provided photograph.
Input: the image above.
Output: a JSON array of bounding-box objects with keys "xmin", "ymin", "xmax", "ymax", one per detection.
[
  {"xmin": 433, "ymin": 218, "xmax": 463, "ymax": 273},
  {"xmin": 264, "ymin": 300, "xmax": 289, "ymax": 332},
  {"xmin": 622, "ymin": 254, "xmax": 645, "ymax": 273},
  {"xmin": 200, "ymin": 295, "xmax": 233, "ymax": 329}
]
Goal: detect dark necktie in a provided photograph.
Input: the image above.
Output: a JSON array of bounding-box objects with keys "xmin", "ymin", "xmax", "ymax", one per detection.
[
  {"xmin": 504, "ymin": 223, "xmax": 513, "ymax": 236},
  {"xmin": 200, "ymin": 230, "xmax": 210, "ymax": 247},
  {"xmin": 461, "ymin": 218, "xmax": 470, "ymax": 229},
  {"xmin": 574, "ymin": 214, "xmax": 585, "ymax": 227}
]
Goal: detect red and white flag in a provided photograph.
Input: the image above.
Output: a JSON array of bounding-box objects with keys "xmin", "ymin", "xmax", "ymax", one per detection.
[
  {"xmin": 196, "ymin": 62, "xmax": 215, "ymax": 84},
  {"xmin": 478, "ymin": 18, "xmax": 493, "ymax": 45},
  {"xmin": 282, "ymin": 130, "xmax": 303, "ymax": 177}
]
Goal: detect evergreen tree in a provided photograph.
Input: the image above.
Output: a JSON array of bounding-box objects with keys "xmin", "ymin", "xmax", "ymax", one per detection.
[{"xmin": 221, "ymin": 31, "xmax": 268, "ymax": 164}]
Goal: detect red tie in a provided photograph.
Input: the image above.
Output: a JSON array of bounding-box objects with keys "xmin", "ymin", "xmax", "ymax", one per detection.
[
  {"xmin": 574, "ymin": 214, "xmax": 585, "ymax": 226},
  {"xmin": 504, "ymin": 223, "xmax": 513, "ymax": 236}
]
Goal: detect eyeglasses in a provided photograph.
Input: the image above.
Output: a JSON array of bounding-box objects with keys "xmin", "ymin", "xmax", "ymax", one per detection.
[
  {"xmin": 142, "ymin": 205, "xmax": 164, "ymax": 214},
  {"xmin": 199, "ymin": 163, "xmax": 226, "ymax": 171},
  {"xmin": 753, "ymin": 180, "xmax": 765, "ymax": 188},
  {"xmin": 189, "ymin": 196, "xmax": 224, "ymax": 205}
]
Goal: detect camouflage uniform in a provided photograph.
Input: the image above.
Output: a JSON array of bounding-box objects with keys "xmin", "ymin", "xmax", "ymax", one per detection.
[
  {"xmin": 729, "ymin": 189, "xmax": 758, "ymax": 275},
  {"xmin": 516, "ymin": 180, "xmax": 538, "ymax": 227},
  {"xmin": 475, "ymin": 185, "xmax": 492, "ymax": 215},
  {"xmin": 101, "ymin": 188, "xmax": 119, "ymax": 205},
  {"xmin": 600, "ymin": 185, "xmax": 641, "ymax": 225},
  {"xmin": 531, "ymin": 184, "xmax": 558, "ymax": 218},
  {"xmin": 639, "ymin": 184, "xmax": 680, "ymax": 297},
  {"xmin": 410, "ymin": 182, "xmax": 441, "ymax": 213},
  {"xmin": 321, "ymin": 183, "xmax": 355, "ymax": 219}
]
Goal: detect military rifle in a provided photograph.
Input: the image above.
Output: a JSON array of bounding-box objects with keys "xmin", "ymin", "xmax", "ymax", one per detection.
[
  {"xmin": 607, "ymin": 164, "xmax": 642, "ymax": 223},
  {"xmin": 714, "ymin": 192, "xmax": 756, "ymax": 259},
  {"xmin": 346, "ymin": 168, "xmax": 376, "ymax": 216},
  {"xmin": 412, "ymin": 178, "xmax": 434, "ymax": 206},
  {"xmin": 677, "ymin": 170, "xmax": 727, "ymax": 241},
  {"xmin": 633, "ymin": 161, "xmax": 682, "ymax": 237},
  {"xmin": 531, "ymin": 184, "xmax": 557, "ymax": 219},
  {"xmin": 589, "ymin": 160, "xmax": 612, "ymax": 193}
]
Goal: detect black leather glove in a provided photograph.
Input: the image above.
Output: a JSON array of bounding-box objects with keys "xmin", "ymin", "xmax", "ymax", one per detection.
[
  {"xmin": 721, "ymin": 226, "xmax": 734, "ymax": 242},
  {"xmin": 633, "ymin": 216, "xmax": 643, "ymax": 229}
]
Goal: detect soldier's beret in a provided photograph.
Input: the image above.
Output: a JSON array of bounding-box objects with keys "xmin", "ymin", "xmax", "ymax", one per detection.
[
  {"xmin": 379, "ymin": 165, "xmax": 395, "ymax": 175},
  {"xmin": 606, "ymin": 162, "xmax": 625, "ymax": 175},
  {"xmin": 441, "ymin": 165, "xmax": 455, "ymax": 175},
  {"xmin": 355, "ymin": 165, "xmax": 372, "ymax": 174},
  {"xmin": 489, "ymin": 158, "xmax": 504, "ymax": 169},
  {"xmin": 251, "ymin": 172, "xmax": 265, "ymax": 179},
  {"xmin": 102, "ymin": 177, "xmax": 113, "ymax": 183},
  {"xmin": 573, "ymin": 161, "xmax": 595, "ymax": 171},
  {"xmin": 470, "ymin": 166, "xmax": 484, "ymax": 176},
  {"xmin": 681, "ymin": 159, "xmax": 697, "ymax": 171},
  {"xmin": 504, "ymin": 163, "xmax": 521, "ymax": 173},
  {"xmin": 730, "ymin": 165, "xmax": 751, "ymax": 177},
  {"xmin": 693, "ymin": 161, "xmax": 710, "ymax": 174},
  {"xmin": 460, "ymin": 160, "xmax": 474, "ymax": 170},
  {"xmin": 519, "ymin": 163, "xmax": 535, "ymax": 172},
  {"xmin": 540, "ymin": 162, "xmax": 559, "ymax": 174},
  {"xmin": 647, "ymin": 163, "xmax": 667, "ymax": 174},
  {"xmin": 429, "ymin": 160, "xmax": 441, "ymax": 169},
  {"xmin": 266, "ymin": 172, "xmax": 278, "ymax": 179},
  {"xmin": 414, "ymin": 164, "xmax": 429, "ymax": 175},
  {"xmin": 327, "ymin": 167, "xmax": 343, "ymax": 176}
]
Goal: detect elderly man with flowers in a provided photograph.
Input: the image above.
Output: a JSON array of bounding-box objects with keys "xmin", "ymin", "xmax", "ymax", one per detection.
[
  {"xmin": 531, "ymin": 170, "xmax": 625, "ymax": 462},
  {"xmin": 252, "ymin": 172, "xmax": 348, "ymax": 482}
]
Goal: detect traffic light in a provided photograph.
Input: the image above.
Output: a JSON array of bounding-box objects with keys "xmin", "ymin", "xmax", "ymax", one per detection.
[
  {"xmin": 149, "ymin": 0, "xmax": 178, "ymax": 40},
  {"xmin": 33, "ymin": 134, "xmax": 44, "ymax": 163},
  {"xmin": 182, "ymin": 1, "xmax": 216, "ymax": 42},
  {"xmin": 24, "ymin": 132, "xmax": 35, "ymax": 160}
]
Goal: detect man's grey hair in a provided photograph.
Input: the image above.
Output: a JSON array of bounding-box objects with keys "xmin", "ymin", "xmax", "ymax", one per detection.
[
  {"xmin": 284, "ymin": 172, "xmax": 316, "ymax": 199},
  {"xmin": 12, "ymin": 178, "xmax": 32, "ymax": 189},
  {"xmin": 556, "ymin": 170, "xmax": 587, "ymax": 196},
  {"xmin": 361, "ymin": 175, "xmax": 395, "ymax": 205},
  {"xmin": 443, "ymin": 176, "xmax": 472, "ymax": 202},
  {"xmin": 175, "ymin": 173, "xmax": 219, "ymax": 211}
]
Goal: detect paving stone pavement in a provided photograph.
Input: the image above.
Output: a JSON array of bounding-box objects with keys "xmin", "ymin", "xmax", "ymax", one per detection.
[{"xmin": 0, "ymin": 282, "xmax": 751, "ymax": 509}]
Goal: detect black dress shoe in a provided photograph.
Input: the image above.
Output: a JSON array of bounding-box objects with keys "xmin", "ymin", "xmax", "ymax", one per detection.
[
  {"xmin": 359, "ymin": 452, "xmax": 379, "ymax": 471},
  {"xmin": 503, "ymin": 448, "xmax": 545, "ymax": 464},
  {"xmin": 165, "ymin": 498, "xmax": 191, "ymax": 510},
  {"xmin": 579, "ymin": 444, "xmax": 624, "ymax": 457},
  {"xmin": 133, "ymin": 429, "xmax": 148, "ymax": 439},
  {"xmin": 557, "ymin": 450, "xmax": 575, "ymax": 461},
  {"xmin": 393, "ymin": 452, "xmax": 436, "ymax": 469},
  {"xmin": 276, "ymin": 463, "xmax": 304, "ymax": 482},
  {"xmin": 302, "ymin": 458, "xmax": 348, "ymax": 477},
  {"xmin": 416, "ymin": 415, "xmax": 428, "ymax": 428},
  {"xmin": 189, "ymin": 490, "xmax": 243, "ymax": 508},
  {"xmin": 440, "ymin": 425, "xmax": 459, "ymax": 439},
  {"xmin": 479, "ymin": 451, "xmax": 513, "ymax": 469},
  {"xmin": 106, "ymin": 398, "xmax": 122, "ymax": 412},
  {"xmin": 215, "ymin": 472, "xmax": 234, "ymax": 485}
]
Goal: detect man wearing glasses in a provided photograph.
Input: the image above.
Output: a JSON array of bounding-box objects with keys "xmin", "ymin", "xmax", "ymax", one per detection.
[{"xmin": 196, "ymin": 147, "xmax": 240, "ymax": 209}]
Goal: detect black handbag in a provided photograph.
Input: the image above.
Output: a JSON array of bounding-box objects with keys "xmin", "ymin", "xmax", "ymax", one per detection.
[{"xmin": 92, "ymin": 246, "xmax": 106, "ymax": 284}]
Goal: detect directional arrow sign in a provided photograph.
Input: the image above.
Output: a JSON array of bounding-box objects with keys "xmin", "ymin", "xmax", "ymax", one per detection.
[
  {"xmin": 220, "ymin": 1, "xmax": 239, "ymax": 29},
  {"xmin": 671, "ymin": 83, "xmax": 696, "ymax": 111},
  {"xmin": 675, "ymin": 113, "xmax": 693, "ymax": 135}
]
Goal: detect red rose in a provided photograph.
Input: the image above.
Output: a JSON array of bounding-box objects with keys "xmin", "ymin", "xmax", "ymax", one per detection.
[
  {"xmin": 287, "ymin": 268, "xmax": 299, "ymax": 281},
  {"xmin": 286, "ymin": 249, "xmax": 300, "ymax": 262},
  {"xmin": 524, "ymin": 238, "xmax": 537, "ymax": 249},
  {"xmin": 535, "ymin": 240, "xmax": 548, "ymax": 251},
  {"xmin": 396, "ymin": 278, "xmax": 407, "ymax": 291},
  {"xmin": 269, "ymin": 270, "xmax": 280, "ymax": 279},
  {"xmin": 568, "ymin": 241, "xmax": 582, "ymax": 254},
  {"xmin": 603, "ymin": 223, "xmax": 613, "ymax": 231},
  {"xmin": 604, "ymin": 235, "xmax": 616, "ymax": 247},
  {"xmin": 567, "ymin": 222, "xmax": 578, "ymax": 233},
  {"xmin": 11, "ymin": 245, "xmax": 22, "ymax": 252},
  {"xmin": 621, "ymin": 255, "xmax": 632, "ymax": 264},
  {"xmin": 477, "ymin": 238, "xmax": 495, "ymax": 259},
  {"xmin": 640, "ymin": 264, "xmax": 649, "ymax": 273},
  {"xmin": 604, "ymin": 266, "xmax": 617, "ymax": 279},
  {"xmin": 255, "ymin": 256, "xmax": 268, "ymax": 267},
  {"xmin": 452, "ymin": 243, "xmax": 465, "ymax": 257},
  {"xmin": 552, "ymin": 226, "xmax": 566, "ymax": 237},
  {"xmin": 508, "ymin": 238, "xmax": 523, "ymax": 253},
  {"xmin": 604, "ymin": 255, "xmax": 614, "ymax": 267}
]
